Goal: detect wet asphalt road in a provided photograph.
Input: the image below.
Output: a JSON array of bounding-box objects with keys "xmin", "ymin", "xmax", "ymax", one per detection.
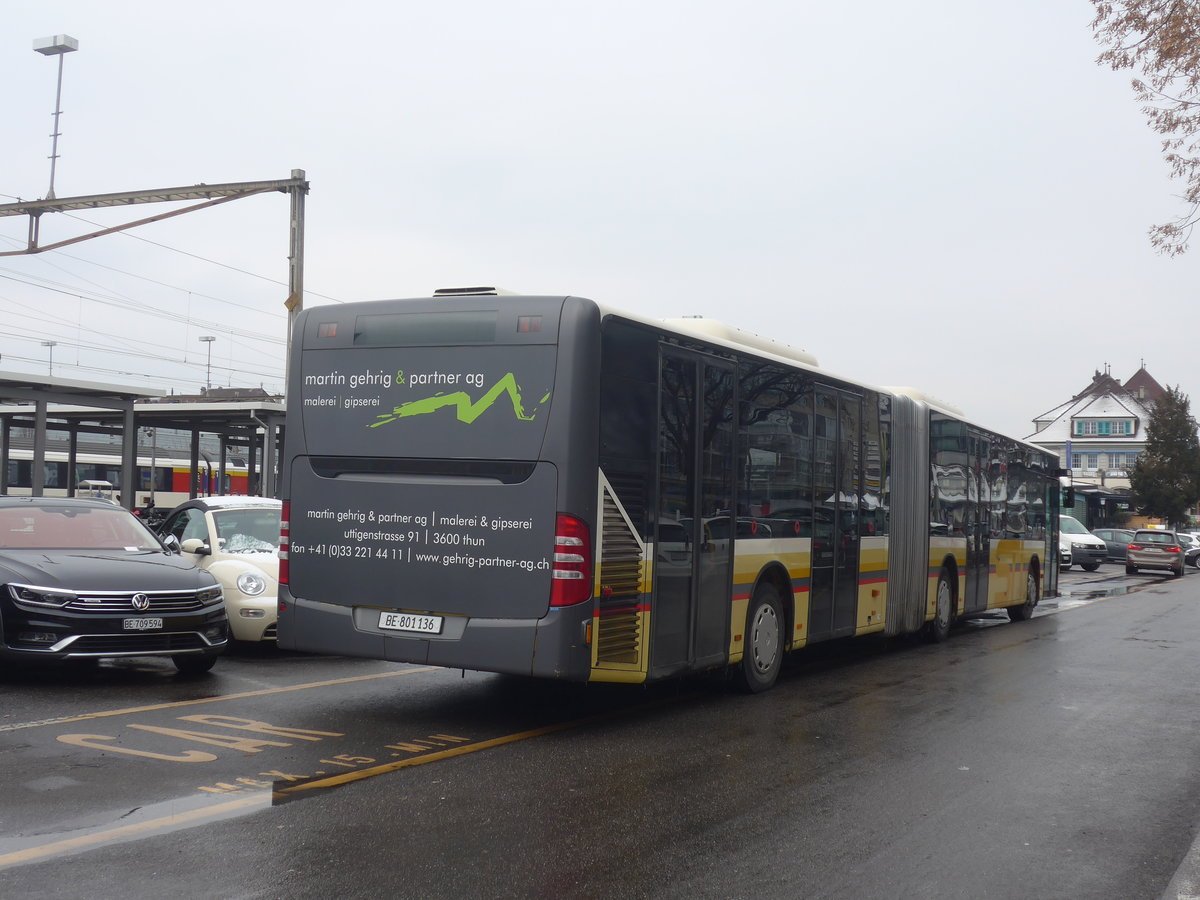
[{"xmin": 3, "ymin": 566, "xmax": 1200, "ymax": 899}]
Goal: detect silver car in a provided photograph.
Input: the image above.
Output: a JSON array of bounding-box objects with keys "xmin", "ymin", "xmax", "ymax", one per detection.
[{"xmin": 1125, "ymin": 529, "xmax": 1187, "ymax": 577}]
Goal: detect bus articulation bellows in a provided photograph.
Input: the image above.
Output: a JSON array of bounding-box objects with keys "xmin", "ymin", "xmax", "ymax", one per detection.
[{"xmin": 277, "ymin": 290, "xmax": 1060, "ymax": 692}]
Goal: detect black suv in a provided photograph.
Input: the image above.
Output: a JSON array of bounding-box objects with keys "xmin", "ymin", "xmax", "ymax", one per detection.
[{"xmin": 0, "ymin": 497, "xmax": 228, "ymax": 673}]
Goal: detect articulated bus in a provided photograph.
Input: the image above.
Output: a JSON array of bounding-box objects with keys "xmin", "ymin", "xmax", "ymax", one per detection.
[{"xmin": 277, "ymin": 290, "xmax": 1060, "ymax": 691}]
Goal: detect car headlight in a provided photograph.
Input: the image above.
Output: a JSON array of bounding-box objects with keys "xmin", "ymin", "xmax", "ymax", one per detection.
[
  {"xmin": 236, "ymin": 572, "xmax": 267, "ymax": 596},
  {"xmin": 197, "ymin": 585, "xmax": 224, "ymax": 606},
  {"xmin": 7, "ymin": 584, "xmax": 76, "ymax": 608}
]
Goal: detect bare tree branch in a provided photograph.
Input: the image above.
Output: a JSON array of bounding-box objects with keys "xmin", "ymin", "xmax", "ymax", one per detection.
[{"xmin": 1093, "ymin": 0, "xmax": 1200, "ymax": 254}]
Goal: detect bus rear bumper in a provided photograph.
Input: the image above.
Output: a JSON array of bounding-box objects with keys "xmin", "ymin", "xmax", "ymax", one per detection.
[{"xmin": 277, "ymin": 588, "xmax": 592, "ymax": 680}]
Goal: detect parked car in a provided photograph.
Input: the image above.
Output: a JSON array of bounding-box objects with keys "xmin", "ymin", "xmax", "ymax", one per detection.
[
  {"xmin": 1092, "ymin": 527, "xmax": 1136, "ymax": 562},
  {"xmin": 1177, "ymin": 532, "xmax": 1200, "ymax": 568},
  {"xmin": 0, "ymin": 496, "xmax": 227, "ymax": 672},
  {"xmin": 157, "ymin": 496, "xmax": 281, "ymax": 642},
  {"xmin": 1059, "ymin": 515, "xmax": 1107, "ymax": 571},
  {"xmin": 1126, "ymin": 529, "xmax": 1187, "ymax": 577}
]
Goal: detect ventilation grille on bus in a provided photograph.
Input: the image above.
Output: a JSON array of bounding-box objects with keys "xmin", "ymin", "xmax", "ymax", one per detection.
[
  {"xmin": 601, "ymin": 470, "xmax": 648, "ymax": 534},
  {"xmin": 595, "ymin": 486, "xmax": 644, "ymax": 666}
]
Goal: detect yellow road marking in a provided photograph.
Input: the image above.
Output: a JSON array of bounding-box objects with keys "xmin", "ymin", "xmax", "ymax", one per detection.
[
  {"xmin": 277, "ymin": 719, "xmax": 588, "ymax": 794},
  {"xmin": 0, "ymin": 667, "xmax": 439, "ymax": 733},
  {"xmin": 0, "ymin": 701, "xmax": 639, "ymax": 870}
]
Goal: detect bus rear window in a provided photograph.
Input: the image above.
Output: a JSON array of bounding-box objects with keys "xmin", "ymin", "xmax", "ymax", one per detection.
[{"xmin": 354, "ymin": 311, "xmax": 499, "ymax": 346}]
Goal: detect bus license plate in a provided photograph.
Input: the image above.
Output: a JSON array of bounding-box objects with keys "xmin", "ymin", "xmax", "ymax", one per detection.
[
  {"xmin": 123, "ymin": 617, "xmax": 163, "ymax": 631},
  {"xmin": 378, "ymin": 612, "xmax": 443, "ymax": 635}
]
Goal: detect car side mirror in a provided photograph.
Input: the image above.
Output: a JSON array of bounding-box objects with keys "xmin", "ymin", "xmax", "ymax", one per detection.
[
  {"xmin": 161, "ymin": 533, "xmax": 182, "ymax": 553},
  {"xmin": 180, "ymin": 538, "xmax": 211, "ymax": 556}
]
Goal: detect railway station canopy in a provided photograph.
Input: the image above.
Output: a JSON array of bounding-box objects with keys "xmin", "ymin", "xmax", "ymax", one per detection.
[{"xmin": 0, "ymin": 372, "xmax": 284, "ymax": 510}]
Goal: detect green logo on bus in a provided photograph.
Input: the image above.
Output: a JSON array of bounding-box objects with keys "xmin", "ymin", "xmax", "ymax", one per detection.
[{"xmin": 370, "ymin": 373, "xmax": 550, "ymax": 427}]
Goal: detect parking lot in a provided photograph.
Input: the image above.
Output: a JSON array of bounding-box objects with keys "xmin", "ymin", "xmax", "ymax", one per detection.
[{"xmin": 3, "ymin": 566, "xmax": 1199, "ymax": 898}]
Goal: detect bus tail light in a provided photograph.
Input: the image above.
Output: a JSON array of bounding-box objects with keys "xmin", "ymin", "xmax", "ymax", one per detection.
[
  {"xmin": 279, "ymin": 501, "xmax": 290, "ymax": 586},
  {"xmin": 551, "ymin": 513, "xmax": 592, "ymax": 607}
]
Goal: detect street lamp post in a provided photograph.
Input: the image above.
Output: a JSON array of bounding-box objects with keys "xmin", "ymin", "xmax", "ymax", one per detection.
[
  {"xmin": 199, "ymin": 335, "xmax": 216, "ymax": 391},
  {"xmin": 33, "ymin": 35, "xmax": 78, "ymax": 201},
  {"xmin": 40, "ymin": 340, "xmax": 57, "ymax": 375}
]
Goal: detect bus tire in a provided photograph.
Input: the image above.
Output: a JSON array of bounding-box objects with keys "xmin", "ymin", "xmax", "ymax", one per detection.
[
  {"xmin": 1008, "ymin": 565, "xmax": 1039, "ymax": 622},
  {"xmin": 735, "ymin": 582, "xmax": 784, "ymax": 693},
  {"xmin": 925, "ymin": 570, "xmax": 953, "ymax": 643}
]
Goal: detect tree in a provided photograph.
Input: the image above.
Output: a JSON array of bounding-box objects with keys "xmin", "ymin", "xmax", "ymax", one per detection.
[
  {"xmin": 1128, "ymin": 386, "xmax": 1200, "ymax": 525},
  {"xmin": 1092, "ymin": 1, "xmax": 1200, "ymax": 255}
]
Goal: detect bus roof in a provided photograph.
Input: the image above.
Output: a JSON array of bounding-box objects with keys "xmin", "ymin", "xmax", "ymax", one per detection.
[{"xmin": 425, "ymin": 289, "xmax": 1052, "ymax": 459}]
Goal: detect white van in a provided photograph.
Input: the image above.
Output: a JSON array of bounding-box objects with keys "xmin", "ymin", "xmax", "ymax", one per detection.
[{"xmin": 1059, "ymin": 515, "xmax": 1108, "ymax": 571}]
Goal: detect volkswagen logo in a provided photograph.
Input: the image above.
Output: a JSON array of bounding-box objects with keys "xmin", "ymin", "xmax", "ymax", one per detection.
[{"xmin": 131, "ymin": 593, "xmax": 151, "ymax": 612}]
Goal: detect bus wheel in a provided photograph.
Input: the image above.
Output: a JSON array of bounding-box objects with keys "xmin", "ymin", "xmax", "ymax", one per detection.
[
  {"xmin": 925, "ymin": 570, "xmax": 953, "ymax": 643},
  {"xmin": 736, "ymin": 583, "xmax": 783, "ymax": 693},
  {"xmin": 1007, "ymin": 566, "xmax": 1039, "ymax": 622}
]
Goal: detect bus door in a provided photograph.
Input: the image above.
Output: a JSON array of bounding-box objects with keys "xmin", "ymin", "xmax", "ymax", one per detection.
[
  {"xmin": 964, "ymin": 429, "xmax": 990, "ymax": 613},
  {"xmin": 809, "ymin": 387, "xmax": 862, "ymax": 641},
  {"xmin": 652, "ymin": 349, "xmax": 736, "ymax": 677}
]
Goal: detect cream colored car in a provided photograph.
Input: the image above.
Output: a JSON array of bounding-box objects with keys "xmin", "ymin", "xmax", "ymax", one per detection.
[{"xmin": 159, "ymin": 496, "xmax": 281, "ymax": 641}]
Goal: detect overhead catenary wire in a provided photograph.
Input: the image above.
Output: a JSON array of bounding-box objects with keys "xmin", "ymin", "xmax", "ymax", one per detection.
[
  {"xmin": 0, "ymin": 271, "xmax": 284, "ymax": 345},
  {"xmin": 0, "ymin": 237, "xmax": 289, "ymax": 318},
  {"xmin": 58, "ymin": 210, "xmax": 346, "ymax": 306},
  {"xmin": 0, "ymin": 269, "xmax": 286, "ymax": 387},
  {"xmin": 0, "ymin": 192, "xmax": 343, "ymax": 307},
  {"xmin": 0, "ymin": 349, "xmax": 275, "ymax": 388},
  {"xmin": 0, "ymin": 325, "xmax": 284, "ymax": 378},
  {"xmin": 0, "ymin": 187, "xmax": 338, "ymax": 391},
  {"xmin": 0, "ymin": 232, "xmax": 287, "ymax": 337},
  {"xmin": 0, "ymin": 274, "xmax": 286, "ymax": 347}
]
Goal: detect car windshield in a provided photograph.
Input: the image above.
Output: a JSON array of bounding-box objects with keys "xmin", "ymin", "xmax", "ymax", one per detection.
[
  {"xmin": 213, "ymin": 508, "xmax": 280, "ymax": 553},
  {"xmin": 0, "ymin": 504, "xmax": 162, "ymax": 550},
  {"xmin": 1060, "ymin": 516, "xmax": 1090, "ymax": 534}
]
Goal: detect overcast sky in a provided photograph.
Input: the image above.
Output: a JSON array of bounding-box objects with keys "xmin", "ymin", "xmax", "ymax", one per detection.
[{"xmin": 0, "ymin": 0, "xmax": 1193, "ymax": 440}]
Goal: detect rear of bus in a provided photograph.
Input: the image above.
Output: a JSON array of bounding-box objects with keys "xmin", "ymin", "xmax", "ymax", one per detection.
[{"xmin": 277, "ymin": 293, "xmax": 601, "ymax": 680}]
